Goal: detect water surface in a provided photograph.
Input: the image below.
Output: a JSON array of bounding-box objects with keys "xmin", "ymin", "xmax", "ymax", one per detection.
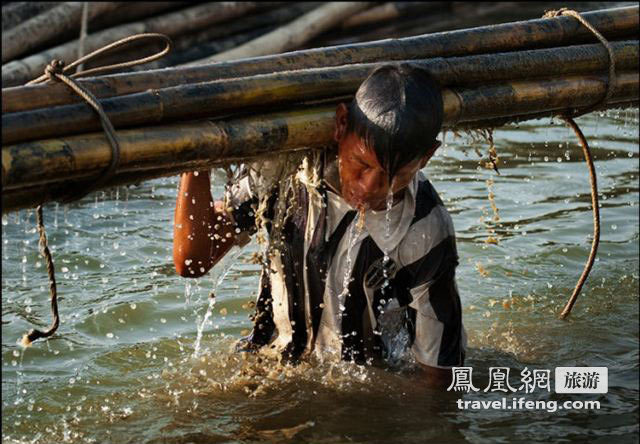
[{"xmin": 2, "ymin": 109, "xmax": 638, "ymax": 443}]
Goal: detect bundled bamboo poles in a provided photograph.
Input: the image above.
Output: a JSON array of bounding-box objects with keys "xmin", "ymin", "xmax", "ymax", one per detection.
[
  {"xmin": 2, "ymin": 2, "xmax": 62, "ymax": 31},
  {"xmin": 2, "ymin": 5, "xmax": 638, "ymax": 213},
  {"xmin": 128, "ymin": 3, "xmax": 322, "ymax": 71},
  {"xmin": 2, "ymin": 2, "xmax": 121, "ymax": 63},
  {"xmin": 88, "ymin": 2, "xmax": 190, "ymax": 32},
  {"xmin": 4, "ymin": 40, "xmax": 638, "ymax": 145},
  {"xmin": 341, "ymin": 2, "xmax": 445, "ymax": 29},
  {"xmin": 190, "ymin": 2, "xmax": 372, "ymax": 64},
  {"xmin": 3, "ymin": 5, "xmax": 637, "ymax": 113},
  {"xmin": 3, "ymin": 71, "xmax": 638, "ymax": 212},
  {"xmin": 1, "ymin": 2, "xmax": 266, "ymax": 87}
]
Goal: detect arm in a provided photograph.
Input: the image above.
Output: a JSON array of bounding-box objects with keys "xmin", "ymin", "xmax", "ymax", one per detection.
[{"xmin": 173, "ymin": 171, "xmax": 237, "ymax": 278}]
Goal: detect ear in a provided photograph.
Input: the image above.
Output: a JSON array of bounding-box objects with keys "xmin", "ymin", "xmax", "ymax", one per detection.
[
  {"xmin": 334, "ymin": 103, "xmax": 349, "ymax": 143},
  {"xmin": 420, "ymin": 140, "xmax": 442, "ymax": 168}
]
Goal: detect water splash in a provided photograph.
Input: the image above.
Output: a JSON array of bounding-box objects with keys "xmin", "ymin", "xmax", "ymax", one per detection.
[
  {"xmin": 193, "ymin": 246, "xmax": 244, "ymax": 358},
  {"xmin": 382, "ymin": 188, "xmax": 394, "ymax": 295},
  {"xmin": 337, "ymin": 210, "xmax": 364, "ymax": 312},
  {"xmin": 13, "ymin": 346, "xmax": 27, "ymax": 406},
  {"xmin": 184, "ymin": 280, "xmax": 192, "ymax": 305},
  {"xmin": 193, "ymin": 296, "xmax": 216, "ymax": 359}
]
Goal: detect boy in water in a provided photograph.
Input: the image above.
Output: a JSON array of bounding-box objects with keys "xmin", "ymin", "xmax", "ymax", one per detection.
[{"xmin": 173, "ymin": 64, "xmax": 465, "ymax": 387}]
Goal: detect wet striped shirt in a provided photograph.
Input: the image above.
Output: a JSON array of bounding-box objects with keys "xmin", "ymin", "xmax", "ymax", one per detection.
[{"xmin": 230, "ymin": 162, "xmax": 466, "ymax": 368}]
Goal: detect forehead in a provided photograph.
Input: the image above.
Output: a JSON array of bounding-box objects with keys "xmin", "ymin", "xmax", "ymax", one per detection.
[
  {"xmin": 342, "ymin": 134, "xmax": 419, "ymax": 173},
  {"xmin": 343, "ymin": 134, "xmax": 378, "ymax": 160}
]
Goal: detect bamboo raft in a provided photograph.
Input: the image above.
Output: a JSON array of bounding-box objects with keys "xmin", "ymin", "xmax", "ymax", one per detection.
[{"xmin": 2, "ymin": 3, "xmax": 639, "ymax": 213}]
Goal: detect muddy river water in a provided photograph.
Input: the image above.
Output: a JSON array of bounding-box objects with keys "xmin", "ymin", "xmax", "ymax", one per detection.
[{"xmin": 2, "ymin": 109, "xmax": 638, "ymax": 443}]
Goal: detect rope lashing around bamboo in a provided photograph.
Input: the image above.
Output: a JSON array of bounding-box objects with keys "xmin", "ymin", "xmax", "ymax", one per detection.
[
  {"xmin": 543, "ymin": 8, "xmax": 611, "ymax": 319},
  {"xmin": 20, "ymin": 33, "xmax": 173, "ymax": 346}
]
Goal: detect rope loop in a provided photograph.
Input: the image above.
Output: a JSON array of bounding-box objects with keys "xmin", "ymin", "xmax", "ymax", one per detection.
[
  {"xmin": 28, "ymin": 33, "xmax": 172, "ymax": 86},
  {"xmin": 20, "ymin": 33, "xmax": 172, "ymax": 345},
  {"xmin": 542, "ymin": 8, "xmax": 607, "ymax": 318},
  {"xmin": 543, "ymin": 8, "xmax": 616, "ymax": 118}
]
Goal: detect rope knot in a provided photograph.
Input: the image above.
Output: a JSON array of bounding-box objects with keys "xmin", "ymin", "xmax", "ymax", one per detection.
[
  {"xmin": 543, "ymin": 7, "xmax": 568, "ymax": 18},
  {"xmin": 44, "ymin": 59, "xmax": 66, "ymax": 81}
]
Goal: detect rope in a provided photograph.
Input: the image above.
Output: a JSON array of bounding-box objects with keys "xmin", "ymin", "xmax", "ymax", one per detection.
[
  {"xmin": 20, "ymin": 33, "xmax": 172, "ymax": 345},
  {"xmin": 542, "ymin": 8, "xmax": 610, "ymax": 318},
  {"xmin": 28, "ymin": 32, "xmax": 172, "ymax": 86},
  {"xmin": 543, "ymin": 8, "xmax": 616, "ymax": 118},
  {"xmin": 559, "ymin": 118, "xmax": 600, "ymax": 319},
  {"xmin": 21, "ymin": 206, "xmax": 60, "ymax": 346}
]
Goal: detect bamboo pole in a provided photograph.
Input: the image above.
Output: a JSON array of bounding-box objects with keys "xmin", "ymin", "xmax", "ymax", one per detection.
[
  {"xmin": 2, "ymin": 72, "xmax": 637, "ymax": 212},
  {"xmin": 313, "ymin": 1, "xmax": 592, "ymax": 48},
  {"xmin": 79, "ymin": 24, "xmax": 278, "ymax": 73},
  {"xmin": 341, "ymin": 2, "xmax": 444, "ymax": 29},
  {"xmin": 147, "ymin": 26, "xmax": 280, "ymax": 70},
  {"xmin": 123, "ymin": 3, "xmax": 319, "ymax": 71},
  {"xmin": 1, "ymin": 2, "xmax": 264, "ymax": 87},
  {"xmin": 4, "ymin": 41, "xmax": 637, "ymax": 145},
  {"xmin": 2, "ymin": 2, "xmax": 121, "ymax": 64},
  {"xmin": 169, "ymin": 2, "xmax": 320, "ymax": 49},
  {"xmin": 88, "ymin": 2, "xmax": 190, "ymax": 32},
  {"xmin": 2, "ymin": 2, "xmax": 62, "ymax": 31},
  {"xmin": 3, "ymin": 5, "xmax": 637, "ymax": 113},
  {"xmin": 191, "ymin": 2, "xmax": 373, "ymax": 64},
  {"xmin": 311, "ymin": 1, "xmax": 520, "ymax": 47}
]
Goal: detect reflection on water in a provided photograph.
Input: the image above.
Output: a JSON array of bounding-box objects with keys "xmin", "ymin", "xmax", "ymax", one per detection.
[{"xmin": 2, "ymin": 110, "xmax": 639, "ymax": 443}]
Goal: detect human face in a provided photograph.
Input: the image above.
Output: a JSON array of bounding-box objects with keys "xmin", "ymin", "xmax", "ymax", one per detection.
[
  {"xmin": 334, "ymin": 103, "xmax": 439, "ymax": 211},
  {"xmin": 337, "ymin": 132, "xmax": 430, "ymax": 211}
]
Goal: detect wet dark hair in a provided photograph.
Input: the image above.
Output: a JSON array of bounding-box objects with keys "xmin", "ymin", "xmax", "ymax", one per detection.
[{"xmin": 345, "ymin": 63, "xmax": 444, "ymax": 179}]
